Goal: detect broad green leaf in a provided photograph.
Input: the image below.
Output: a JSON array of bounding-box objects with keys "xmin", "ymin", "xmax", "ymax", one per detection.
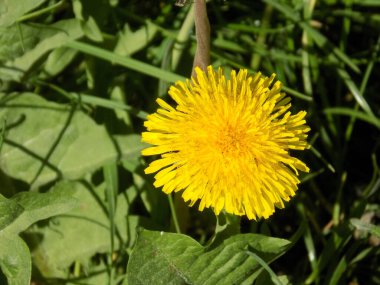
[
  {"xmin": 127, "ymin": 230, "xmax": 290, "ymax": 285},
  {"xmin": 0, "ymin": 236, "xmax": 31, "ymax": 285},
  {"xmin": 0, "ymin": 93, "xmax": 141, "ymax": 187},
  {"xmin": 114, "ymin": 22, "xmax": 158, "ymax": 56},
  {"xmin": 80, "ymin": 16, "xmax": 103, "ymax": 42},
  {"xmin": 43, "ymin": 47, "xmax": 78, "ymax": 77},
  {"xmin": 0, "ymin": 195, "xmax": 24, "ymax": 231},
  {"xmin": 0, "ymin": 182, "xmax": 77, "ymax": 285},
  {"xmin": 0, "ymin": 24, "xmax": 38, "ymax": 63},
  {"xmin": 31, "ymin": 181, "xmax": 139, "ymax": 277},
  {"xmin": 0, "ymin": 67, "xmax": 24, "ymax": 82},
  {"xmin": 1, "ymin": 19, "xmax": 84, "ymax": 75},
  {"xmin": 0, "ymin": 182, "xmax": 78, "ymax": 236},
  {"xmin": 118, "ymin": 134, "xmax": 147, "ymax": 172},
  {"xmin": 0, "ymin": 0, "xmax": 47, "ymax": 27},
  {"xmin": 114, "ymin": 134, "xmax": 146, "ymax": 161}
]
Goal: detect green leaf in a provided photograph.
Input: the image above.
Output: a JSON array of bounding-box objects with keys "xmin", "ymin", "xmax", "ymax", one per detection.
[
  {"xmin": 127, "ymin": 230, "xmax": 290, "ymax": 285},
  {"xmin": 114, "ymin": 22, "xmax": 158, "ymax": 56},
  {"xmin": 31, "ymin": 181, "xmax": 139, "ymax": 277},
  {"xmin": 0, "ymin": 93, "xmax": 138, "ymax": 187},
  {"xmin": 0, "ymin": 183, "xmax": 78, "ymax": 236},
  {"xmin": 116, "ymin": 134, "xmax": 147, "ymax": 172},
  {"xmin": 81, "ymin": 16, "xmax": 103, "ymax": 42},
  {"xmin": 0, "ymin": 0, "xmax": 47, "ymax": 27},
  {"xmin": 0, "ymin": 181, "xmax": 77, "ymax": 284},
  {"xmin": 0, "ymin": 236, "xmax": 31, "ymax": 285},
  {"xmin": 114, "ymin": 134, "xmax": 147, "ymax": 161},
  {"xmin": 43, "ymin": 47, "xmax": 78, "ymax": 77},
  {"xmin": 0, "ymin": 195, "xmax": 24, "ymax": 232},
  {"xmin": 1, "ymin": 19, "xmax": 84, "ymax": 75}
]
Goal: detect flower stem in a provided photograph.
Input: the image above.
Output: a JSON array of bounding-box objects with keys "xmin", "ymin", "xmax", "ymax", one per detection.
[
  {"xmin": 168, "ymin": 194, "xmax": 181, "ymax": 233},
  {"xmin": 192, "ymin": 0, "xmax": 210, "ymax": 76}
]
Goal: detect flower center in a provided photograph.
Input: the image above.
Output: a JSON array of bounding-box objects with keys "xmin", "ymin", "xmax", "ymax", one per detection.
[{"xmin": 215, "ymin": 123, "xmax": 248, "ymax": 157}]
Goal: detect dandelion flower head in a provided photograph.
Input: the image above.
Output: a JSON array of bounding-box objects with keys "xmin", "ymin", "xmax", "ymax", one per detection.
[{"xmin": 142, "ymin": 66, "xmax": 310, "ymax": 220}]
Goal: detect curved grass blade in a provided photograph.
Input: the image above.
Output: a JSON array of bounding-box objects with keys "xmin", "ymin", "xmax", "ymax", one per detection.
[{"xmin": 324, "ymin": 107, "xmax": 380, "ymax": 129}]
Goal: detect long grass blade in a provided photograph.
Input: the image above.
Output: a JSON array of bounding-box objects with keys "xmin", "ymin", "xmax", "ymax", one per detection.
[{"xmin": 65, "ymin": 41, "xmax": 186, "ymax": 83}]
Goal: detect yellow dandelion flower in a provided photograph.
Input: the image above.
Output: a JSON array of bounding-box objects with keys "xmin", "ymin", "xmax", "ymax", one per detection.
[{"xmin": 141, "ymin": 66, "xmax": 310, "ymax": 220}]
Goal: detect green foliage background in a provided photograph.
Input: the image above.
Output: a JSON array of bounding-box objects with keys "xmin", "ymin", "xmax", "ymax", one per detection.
[{"xmin": 0, "ymin": 0, "xmax": 379, "ymax": 284}]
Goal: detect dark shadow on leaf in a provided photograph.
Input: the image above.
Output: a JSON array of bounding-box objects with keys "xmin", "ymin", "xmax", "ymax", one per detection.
[
  {"xmin": 3, "ymin": 114, "xmax": 26, "ymax": 131},
  {"xmin": 29, "ymin": 102, "xmax": 77, "ymax": 185}
]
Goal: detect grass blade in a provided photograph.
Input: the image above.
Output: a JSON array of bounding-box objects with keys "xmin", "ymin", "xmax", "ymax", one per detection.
[
  {"xmin": 336, "ymin": 67, "xmax": 373, "ymax": 116},
  {"xmin": 103, "ymin": 163, "xmax": 118, "ymax": 284},
  {"xmin": 65, "ymin": 41, "xmax": 186, "ymax": 83},
  {"xmin": 324, "ymin": 107, "xmax": 380, "ymax": 129},
  {"xmin": 245, "ymin": 251, "xmax": 284, "ymax": 285}
]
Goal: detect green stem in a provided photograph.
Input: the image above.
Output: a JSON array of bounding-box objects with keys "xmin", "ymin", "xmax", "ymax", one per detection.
[
  {"xmin": 172, "ymin": 5, "xmax": 195, "ymax": 70},
  {"xmin": 168, "ymin": 194, "xmax": 181, "ymax": 233}
]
